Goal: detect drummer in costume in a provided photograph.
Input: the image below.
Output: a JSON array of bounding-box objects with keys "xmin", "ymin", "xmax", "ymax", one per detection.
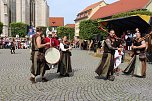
[
  {"xmin": 57, "ymin": 36, "xmax": 72, "ymax": 77},
  {"xmin": 51, "ymin": 31, "xmax": 60, "ymax": 49},
  {"xmin": 44, "ymin": 33, "xmax": 52, "ymax": 49},
  {"xmin": 30, "ymin": 27, "xmax": 50, "ymax": 83},
  {"xmin": 123, "ymin": 32, "xmax": 147, "ymax": 78},
  {"xmin": 44, "ymin": 31, "xmax": 59, "ymax": 50},
  {"xmin": 95, "ymin": 30, "xmax": 121, "ymax": 81},
  {"xmin": 50, "ymin": 31, "xmax": 60, "ymax": 69},
  {"xmin": 44, "ymin": 33, "xmax": 53, "ymax": 68}
]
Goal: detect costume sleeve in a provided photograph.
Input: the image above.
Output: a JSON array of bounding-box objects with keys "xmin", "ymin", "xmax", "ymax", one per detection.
[
  {"xmin": 105, "ymin": 39, "xmax": 117, "ymax": 50},
  {"xmin": 60, "ymin": 43, "xmax": 67, "ymax": 51}
]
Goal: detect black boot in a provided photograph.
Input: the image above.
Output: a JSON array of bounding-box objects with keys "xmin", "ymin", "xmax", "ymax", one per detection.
[
  {"xmin": 30, "ymin": 77, "xmax": 36, "ymax": 84},
  {"xmin": 108, "ymin": 75, "xmax": 115, "ymax": 81}
]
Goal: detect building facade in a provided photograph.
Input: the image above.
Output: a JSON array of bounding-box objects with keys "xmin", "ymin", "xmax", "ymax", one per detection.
[
  {"xmin": 49, "ymin": 17, "xmax": 64, "ymax": 32},
  {"xmin": 35, "ymin": 0, "xmax": 49, "ymax": 27},
  {"xmin": 0, "ymin": 0, "xmax": 9, "ymax": 36},
  {"xmin": 0, "ymin": 0, "xmax": 49, "ymax": 36},
  {"xmin": 74, "ymin": 1, "xmax": 107, "ymax": 37}
]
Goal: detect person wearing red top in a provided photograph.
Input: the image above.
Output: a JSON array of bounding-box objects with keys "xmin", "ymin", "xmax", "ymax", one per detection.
[
  {"xmin": 50, "ymin": 32, "xmax": 60, "ymax": 49},
  {"xmin": 50, "ymin": 32, "xmax": 60, "ymax": 69},
  {"xmin": 44, "ymin": 34, "xmax": 51, "ymax": 49}
]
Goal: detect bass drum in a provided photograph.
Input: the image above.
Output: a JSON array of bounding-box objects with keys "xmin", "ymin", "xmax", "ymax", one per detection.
[{"xmin": 45, "ymin": 48, "xmax": 60, "ymax": 64}]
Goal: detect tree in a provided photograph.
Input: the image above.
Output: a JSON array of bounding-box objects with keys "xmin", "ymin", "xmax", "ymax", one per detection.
[
  {"xmin": 10, "ymin": 22, "xmax": 28, "ymax": 37},
  {"xmin": 0, "ymin": 22, "xmax": 3, "ymax": 35},
  {"xmin": 48, "ymin": 26, "xmax": 52, "ymax": 31},
  {"xmin": 79, "ymin": 20, "xmax": 102, "ymax": 40},
  {"xmin": 57, "ymin": 26, "xmax": 75, "ymax": 41}
]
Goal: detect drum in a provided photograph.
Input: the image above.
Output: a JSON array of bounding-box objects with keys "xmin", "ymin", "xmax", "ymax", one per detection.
[{"xmin": 45, "ymin": 48, "xmax": 60, "ymax": 64}]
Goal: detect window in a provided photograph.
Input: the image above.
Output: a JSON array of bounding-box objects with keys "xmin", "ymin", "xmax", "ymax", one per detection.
[{"xmin": 4, "ymin": 5, "xmax": 8, "ymax": 14}]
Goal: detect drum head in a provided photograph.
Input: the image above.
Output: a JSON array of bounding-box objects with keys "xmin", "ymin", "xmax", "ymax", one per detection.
[{"xmin": 45, "ymin": 48, "xmax": 60, "ymax": 64}]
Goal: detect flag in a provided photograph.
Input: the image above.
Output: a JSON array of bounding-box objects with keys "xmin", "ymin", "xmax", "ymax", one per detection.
[{"xmin": 28, "ymin": 26, "xmax": 35, "ymax": 36}]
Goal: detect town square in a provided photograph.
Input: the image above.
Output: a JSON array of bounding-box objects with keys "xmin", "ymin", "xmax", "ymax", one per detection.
[
  {"xmin": 0, "ymin": 49, "xmax": 152, "ymax": 101},
  {"xmin": 1, "ymin": 0, "xmax": 152, "ymax": 101}
]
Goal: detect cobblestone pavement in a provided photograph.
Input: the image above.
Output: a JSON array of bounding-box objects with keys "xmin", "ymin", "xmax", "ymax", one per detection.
[{"xmin": 0, "ymin": 49, "xmax": 152, "ymax": 101}]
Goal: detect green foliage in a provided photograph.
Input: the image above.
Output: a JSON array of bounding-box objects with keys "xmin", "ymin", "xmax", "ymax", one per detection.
[
  {"xmin": 0, "ymin": 22, "xmax": 3, "ymax": 35},
  {"xmin": 48, "ymin": 26, "xmax": 52, "ymax": 31},
  {"xmin": 79, "ymin": 20, "xmax": 103, "ymax": 40},
  {"xmin": 57, "ymin": 26, "xmax": 75, "ymax": 41},
  {"xmin": 112, "ymin": 9, "xmax": 152, "ymax": 18},
  {"xmin": 10, "ymin": 22, "xmax": 28, "ymax": 37},
  {"xmin": 101, "ymin": 27, "xmax": 108, "ymax": 40}
]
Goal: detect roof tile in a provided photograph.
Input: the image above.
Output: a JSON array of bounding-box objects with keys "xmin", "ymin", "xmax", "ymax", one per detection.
[
  {"xmin": 79, "ymin": 1, "xmax": 104, "ymax": 14},
  {"xmin": 91, "ymin": 0, "xmax": 150, "ymax": 19},
  {"xmin": 65, "ymin": 24, "xmax": 75, "ymax": 28},
  {"xmin": 49, "ymin": 17, "xmax": 64, "ymax": 26}
]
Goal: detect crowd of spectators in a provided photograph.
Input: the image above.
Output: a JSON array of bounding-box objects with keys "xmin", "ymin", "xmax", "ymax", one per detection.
[{"xmin": 0, "ymin": 36, "xmax": 31, "ymax": 49}]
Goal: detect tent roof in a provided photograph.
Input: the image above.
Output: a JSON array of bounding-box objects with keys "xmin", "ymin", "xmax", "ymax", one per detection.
[{"xmin": 100, "ymin": 15, "xmax": 151, "ymax": 35}]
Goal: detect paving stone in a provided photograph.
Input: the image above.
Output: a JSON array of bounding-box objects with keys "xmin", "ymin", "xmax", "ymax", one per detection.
[{"xmin": 0, "ymin": 49, "xmax": 152, "ymax": 101}]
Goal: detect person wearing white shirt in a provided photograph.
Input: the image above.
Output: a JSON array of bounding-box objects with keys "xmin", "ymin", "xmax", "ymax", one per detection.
[{"xmin": 57, "ymin": 36, "xmax": 72, "ymax": 77}]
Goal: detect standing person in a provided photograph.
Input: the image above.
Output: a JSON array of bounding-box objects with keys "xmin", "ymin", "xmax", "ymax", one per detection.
[
  {"xmin": 16, "ymin": 39, "xmax": 18, "ymax": 49},
  {"xmin": 10, "ymin": 38, "xmax": 16, "ymax": 54},
  {"xmin": 88, "ymin": 40, "xmax": 93, "ymax": 53},
  {"xmin": 18, "ymin": 40, "xmax": 21, "ymax": 49},
  {"xmin": 57, "ymin": 36, "xmax": 72, "ymax": 77},
  {"xmin": 30, "ymin": 27, "xmax": 50, "ymax": 83},
  {"xmin": 3, "ymin": 36, "xmax": 7, "ymax": 49},
  {"xmin": 95, "ymin": 30, "xmax": 120, "ymax": 81},
  {"xmin": 133, "ymin": 28, "xmax": 140, "ymax": 38},
  {"xmin": 50, "ymin": 32, "xmax": 60, "ymax": 69},
  {"xmin": 126, "ymin": 30, "xmax": 133, "ymax": 50},
  {"xmin": 121, "ymin": 33, "xmax": 126, "ymax": 63},
  {"xmin": 123, "ymin": 32, "xmax": 147, "ymax": 78},
  {"xmin": 114, "ymin": 47, "xmax": 123, "ymax": 75},
  {"xmin": 44, "ymin": 33, "xmax": 52, "ymax": 69},
  {"xmin": 0, "ymin": 37, "xmax": 3, "ymax": 49},
  {"xmin": 93, "ymin": 40, "xmax": 98, "ymax": 53},
  {"xmin": 113, "ymin": 35, "xmax": 123, "ymax": 75},
  {"xmin": 51, "ymin": 32, "xmax": 59, "ymax": 49}
]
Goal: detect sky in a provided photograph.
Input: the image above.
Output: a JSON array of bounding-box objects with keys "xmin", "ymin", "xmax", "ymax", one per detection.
[{"xmin": 47, "ymin": 0, "xmax": 118, "ymax": 25}]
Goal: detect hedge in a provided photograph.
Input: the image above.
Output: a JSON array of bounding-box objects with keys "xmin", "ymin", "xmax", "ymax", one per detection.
[
  {"xmin": 112, "ymin": 9, "xmax": 152, "ymax": 18},
  {"xmin": 10, "ymin": 22, "xmax": 28, "ymax": 37}
]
